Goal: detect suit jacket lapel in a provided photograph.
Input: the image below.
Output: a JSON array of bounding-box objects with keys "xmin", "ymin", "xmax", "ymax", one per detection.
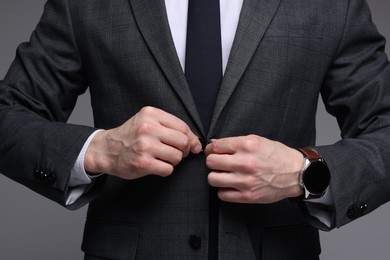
[
  {"xmin": 129, "ymin": 0, "xmax": 204, "ymax": 134},
  {"xmin": 129, "ymin": 0, "xmax": 282, "ymax": 136},
  {"xmin": 209, "ymin": 0, "xmax": 282, "ymax": 136}
]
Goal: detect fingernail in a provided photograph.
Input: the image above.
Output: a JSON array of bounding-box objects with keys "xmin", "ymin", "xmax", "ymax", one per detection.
[{"xmin": 193, "ymin": 144, "xmax": 202, "ymax": 154}]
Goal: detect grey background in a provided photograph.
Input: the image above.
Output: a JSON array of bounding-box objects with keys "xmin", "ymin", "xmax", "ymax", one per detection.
[{"xmin": 0, "ymin": 0, "xmax": 389, "ymax": 259}]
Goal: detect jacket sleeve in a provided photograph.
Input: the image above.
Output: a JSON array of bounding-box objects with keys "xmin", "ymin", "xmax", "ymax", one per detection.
[
  {"xmin": 305, "ymin": 0, "xmax": 390, "ymax": 230},
  {"xmin": 0, "ymin": 0, "xmax": 104, "ymax": 210}
]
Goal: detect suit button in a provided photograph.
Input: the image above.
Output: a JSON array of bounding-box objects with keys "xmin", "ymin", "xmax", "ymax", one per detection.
[
  {"xmin": 347, "ymin": 203, "xmax": 368, "ymax": 220},
  {"xmin": 189, "ymin": 235, "xmax": 201, "ymax": 250},
  {"xmin": 34, "ymin": 169, "xmax": 45, "ymax": 181},
  {"xmin": 199, "ymin": 138, "xmax": 208, "ymax": 151},
  {"xmin": 34, "ymin": 169, "xmax": 56, "ymax": 186},
  {"xmin": 46, "ymin": 172, "xmax": 56, "ymax": 185}
]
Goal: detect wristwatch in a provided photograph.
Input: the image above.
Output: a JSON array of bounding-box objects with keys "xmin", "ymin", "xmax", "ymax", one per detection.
[{"xmin": 296, "ymin": 148, "xmax": 330, "ymax": 199}]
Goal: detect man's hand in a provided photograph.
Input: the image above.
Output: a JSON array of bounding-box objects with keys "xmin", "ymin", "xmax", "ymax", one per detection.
[
  {"xmin": 84, "ymin": 106, "xmax": 202, "ymax": 180},
  {"xmin": 205, "ymin": 135, "xmax": 304, "ymax": 204}
]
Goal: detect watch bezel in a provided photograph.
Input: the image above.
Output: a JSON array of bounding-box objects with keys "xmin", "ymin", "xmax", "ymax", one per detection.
[{"xmin": 302, "ymin": 160, "xmax": 330, "ymax": 196}]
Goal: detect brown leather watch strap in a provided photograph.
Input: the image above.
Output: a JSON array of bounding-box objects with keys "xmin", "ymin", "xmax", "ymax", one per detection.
[{"xmin": 296, "ymin": 148, "xmax": 322, "ymax": 160}]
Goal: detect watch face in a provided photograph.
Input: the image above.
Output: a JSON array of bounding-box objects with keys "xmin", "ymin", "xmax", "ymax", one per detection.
[{"xmin": 303, "ymin": 161, "xmax": 330, "ymax": 195}]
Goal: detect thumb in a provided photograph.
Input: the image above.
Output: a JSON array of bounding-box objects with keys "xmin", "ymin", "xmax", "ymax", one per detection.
[{"xmin": 188, "ymin": 132, "xmax": 202, "ymax": 154}]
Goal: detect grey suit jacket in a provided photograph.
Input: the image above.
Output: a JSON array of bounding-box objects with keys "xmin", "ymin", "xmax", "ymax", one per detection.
[{"xmin": 1, "ymin": 0, "xmax": 390, "ymax": 259}]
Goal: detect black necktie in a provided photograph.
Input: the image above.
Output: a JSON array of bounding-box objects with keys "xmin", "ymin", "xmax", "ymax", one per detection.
[
  {"xmin": 185, "ymin": 0, "xmax": 222, "ymax": 134},
  {"xmin": 185, "ymin": 0, "xmax": 222, "ymax": 259}
]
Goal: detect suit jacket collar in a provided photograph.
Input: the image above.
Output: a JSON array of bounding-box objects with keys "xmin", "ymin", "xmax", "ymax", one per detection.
[{"xmin": 129, "ymin": 0, "xmax": 282, "ymax": 137}]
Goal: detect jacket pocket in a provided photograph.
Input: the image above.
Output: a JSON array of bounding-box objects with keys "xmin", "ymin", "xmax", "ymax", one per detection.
[
  {"xmin": 261, "ymin": 223, "xmax": 321, "ymax": 259},
  {"xmin": 82, "ymin": 219, "xmax": 139, "ymax": 260}
]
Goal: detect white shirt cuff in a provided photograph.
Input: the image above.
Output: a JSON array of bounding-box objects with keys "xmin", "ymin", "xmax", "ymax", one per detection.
[
  {"xmin": 69, "ymin": 130, "xmax": 103, "ymax": 187},
  {"xmin": 305, "ymin": 189, "xmax": 334, "ymax": 228},
  {"xmin": 66, "ymin": 130, "xmax": 104, "ymax": 206}
]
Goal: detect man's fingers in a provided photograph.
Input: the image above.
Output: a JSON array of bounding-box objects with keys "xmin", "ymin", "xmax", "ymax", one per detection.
[
  {"xmin": 205, "ymin": 137, "xmax": 238, "ymax": 155},
  {"xmin": 139, "ymin": 157, "xmax": 174, "ymax": 178},
  {"xmin": 216, "ymin": 188, "xmax": 245, "ymax": 203},
  {"xmin": 217, "ymin": 188, "xmax": 265, "ymax": 204},
  {"xmin": 153, "ymin": 142, "xmax": 186, "ymax": 166},
  {"xmin": 147, "ymin": 107, "xmax": 201, "ymax": 155},
  {"xmin": 208, "ymin": 172, "xmax": 237, "ymax": 188},
  {"xmin": 189, "ymin": 134, "xmax": 202, "ymax": 154}
]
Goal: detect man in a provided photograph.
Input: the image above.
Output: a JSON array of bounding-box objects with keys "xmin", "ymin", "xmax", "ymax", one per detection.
[{"xmin": 1, "ymin": 0, "xmax": 390, "ymax": 259}]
